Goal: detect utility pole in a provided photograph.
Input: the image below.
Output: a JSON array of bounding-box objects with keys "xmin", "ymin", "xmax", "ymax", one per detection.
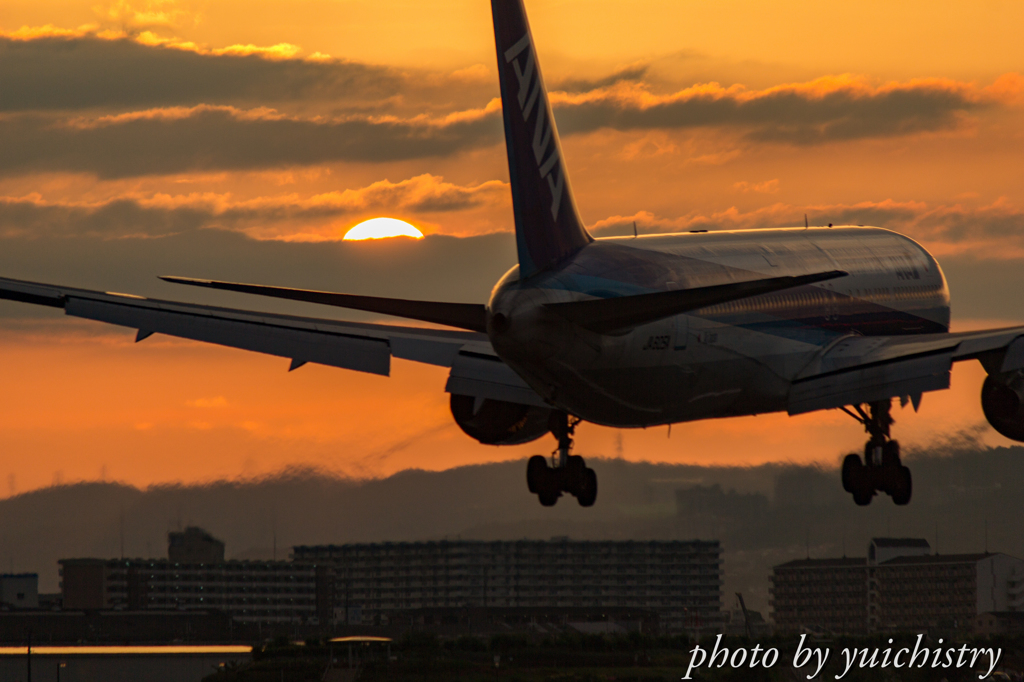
[{"xmin": 735, "ymin": 593, "xmax": 752, "ymax": 639}]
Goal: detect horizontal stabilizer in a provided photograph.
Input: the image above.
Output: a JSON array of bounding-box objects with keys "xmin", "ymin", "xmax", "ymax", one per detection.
[
  {"xmin": 546, "ymin": 270, "xmax": 847, "ymax": 334},
  {"xmin": 160, "ymin": 276, "xmax": 488, "ymax": 333}
]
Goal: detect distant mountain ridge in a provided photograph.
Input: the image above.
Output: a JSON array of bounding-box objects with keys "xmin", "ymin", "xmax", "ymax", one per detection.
[{"xmin": 3, "ymin": 443, "xmax": 1023, "ymax": 614}]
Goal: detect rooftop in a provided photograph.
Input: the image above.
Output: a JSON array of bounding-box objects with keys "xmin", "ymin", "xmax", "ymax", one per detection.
[
  {"xmin": 871, "ymin": 538, "xmax": 931, "ymax": 548},
  {"xmin": 774, "ymin": 557, "xmax": 867, "ymax": 569},
  {"xmin": 878, "ymin": 552, "xmax": 995, "ymax": 565}
]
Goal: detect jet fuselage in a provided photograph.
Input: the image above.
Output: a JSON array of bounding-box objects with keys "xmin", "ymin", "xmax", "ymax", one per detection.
[{"xmin": 488, "ymin": 226, "xmax": 949, "ymax": 427}]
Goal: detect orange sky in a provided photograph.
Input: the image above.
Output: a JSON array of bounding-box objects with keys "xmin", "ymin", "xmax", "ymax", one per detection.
[{"xmin": 0, "ymin": 0, "xmax": 1023, "ymax": 496}]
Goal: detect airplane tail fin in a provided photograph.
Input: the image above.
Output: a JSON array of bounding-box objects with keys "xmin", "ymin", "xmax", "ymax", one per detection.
[{"xmin": 492, "ymin": 0, "xmax": 592, "ymax": 278}]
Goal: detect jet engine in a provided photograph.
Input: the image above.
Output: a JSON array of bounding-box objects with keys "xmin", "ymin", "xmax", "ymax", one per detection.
[
  {"xmin": 450, "ymin": 394, "xmax": 553, "ymax": 445},
  {"xmin": 981, "ymin": 371, "xmax": 1024, "ymax": 441}
]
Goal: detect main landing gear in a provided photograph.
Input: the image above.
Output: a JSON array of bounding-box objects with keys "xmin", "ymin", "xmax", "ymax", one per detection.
[
  {"xmin": 526, "ymin": 413, "xmax": 597, "ymax": 507},
  {"xmin": 839, "ymin": 399, "xmax": 912, "ymax": 506}
]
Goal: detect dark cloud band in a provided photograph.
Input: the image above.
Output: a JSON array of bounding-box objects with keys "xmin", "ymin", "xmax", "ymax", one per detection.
[
  {"xmin": 0, "ymin": 35, "xmax": 407, "ymax": 112},
  {"xmin": 0, "ymin": 32, "xmax": 1005, "ymax": 176},
  {"xmin": 0, "ymin": 174, "xmax": 509, "ymax": 238},
  {"xmin": 554, "ymin": 82, "xmax": 987, "ymax": 144},
  {"xmin": 0, "ymin": 108, "xmax": 503, "ymax": 178}
]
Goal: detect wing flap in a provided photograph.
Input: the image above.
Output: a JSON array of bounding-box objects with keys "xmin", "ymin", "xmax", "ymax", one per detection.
[
  {"xmin": 444, "ymin": 351, "xmax": 548, "ymax": 408},
  {"xmin": 789, "ymin": 349, "xmax": 952, "ymax": 415},
  {"xmin": 1000, "ymin": 337, "xmax": 1024, "ymax": 372},
  {"xmin": 787, "ymin": 324, "xmax": 1024, "ymax": 414},
  {"xmin": 0, "ymin": 278, "xmax": 66, "ymax": 308},
  {"xmin": 66, "ymin": 296, "xmax": 392, "ymax": 375}
]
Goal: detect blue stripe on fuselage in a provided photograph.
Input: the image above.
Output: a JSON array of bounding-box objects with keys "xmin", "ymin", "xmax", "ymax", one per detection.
[{"xmin": 535, "ymin": 275, "xmax": 945, "ymax": 344}]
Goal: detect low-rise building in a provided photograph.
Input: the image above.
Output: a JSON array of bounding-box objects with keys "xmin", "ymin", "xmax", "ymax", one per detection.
[
  {"xmin": 0, "ymin": 574, "xmax": 39, "ymax": 609},
  {"xmin": 770, "ymin": 538, "xmax": 1024, "ymax": 634},
  {"xmin": 59, "ymin": 528, "xmax": 324, "ymax": 624},
  {"xmin": 975, "ymin": 611, "xmax": 1024, "ymax": 636}
]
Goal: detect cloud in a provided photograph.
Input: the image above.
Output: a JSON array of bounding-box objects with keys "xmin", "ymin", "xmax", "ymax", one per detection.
[
  {"xmin": 3, "ymin": 174, "xmax": 1021, "ymax": 259},
  {"xmin": 0, "ymin": 174, "xmax": 509, "ymax": 239},
  {"xmin": 552, "ymin": 75, "xmax": 1009, "ymax": 144},
  {"xmin": 1, "ymin": 30, "xmax": 1017, "ymax": 177},
  {"xmin": 0, "ymin": 193, "xmax": 210, "ymax": 239},
  {"xmin": 733, "ymin": 179, "xmax": 779, "ymax": 194},
  {"xmin": 0, "ymin": 106, "xmax": 503, "ymax": 178},
  {"xmin": 95, "ymin": 0, "xmax": 202, "ymax": 30},
  {"xmin": 3, "ymin": 70, "xmax": 998, "ymax": 177},
  {"xmin": 0, "ymin": 29, "xmax": 498, "ymax": 116},
  {"xmin": 589, "ymin": 198, "xmax": 1024, "ymax": 258},
  {"xmin": 552, "ymin": 63, "xmax": 650, "ymax": 93},
  {"xmin": 0, "ymin": 32, "xmax": 413, "ymax": 112},
  {"xmin": 318, "ymin": 174, "xmax": 508, "ymax": 214}
]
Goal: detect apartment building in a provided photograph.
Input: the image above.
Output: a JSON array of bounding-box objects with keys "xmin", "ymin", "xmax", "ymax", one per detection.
[
  {"xmin": 293, "ymin": 538, "xmax": 722, "ymax": 633},
  {"xmin": 770, "ymin": 538, "xmax": 1024, "ymax": 634}
]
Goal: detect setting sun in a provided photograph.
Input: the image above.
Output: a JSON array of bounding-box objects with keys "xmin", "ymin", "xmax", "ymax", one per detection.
[{"xmin": 343, "ymin": 217, "xmax": 424, "ymax": 241}]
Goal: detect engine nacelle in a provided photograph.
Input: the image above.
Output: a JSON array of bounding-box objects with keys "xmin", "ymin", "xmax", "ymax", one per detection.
[
  {"xmin": 450, "ymin": 394, "xmax": 553, "ymax": 445},
  {"xmin": 981, "ymin": 371, "xmax": 1024, "ymax": 441}
]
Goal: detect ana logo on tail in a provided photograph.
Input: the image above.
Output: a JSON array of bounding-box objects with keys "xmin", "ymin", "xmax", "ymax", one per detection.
[{"xmin": 504, "ymin": 33, "xmax": 565, "ymax": 220}]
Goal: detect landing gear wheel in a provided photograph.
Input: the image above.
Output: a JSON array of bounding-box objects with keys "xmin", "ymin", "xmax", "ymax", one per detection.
[
  {"xmin": 841, "ymin": 454, "xmax": 861, "ymax": 493},
  {"xmin": 531, "ymin": 412, "xmax": 598, "ymax": 507},
  {"xmin": 566, "ymin": 455, "xmax": 586, "ymax": 495},
  {"xmin": 842, "ymin": 454, "xmax": 873, "ymax": 505},
  {"xmin": 534, "ymin": 463, "xmax": 561, "ymax": 506},
  {"xmin": 529, "ymin": 457, "xmax": 560, "ymax": 505},
  {"xmin": 840, "ymin": 401, "xmax": 915, "ymax": 506},
  {"xmin": 576, "ymin": 468, "xmax": 597, "ymax": 507},
  {"xmin": 526, "ymin": 455, "xmax": 547, "ymax": 494},
  {"xmin": 882, "ymin": 440, "xmax": 900, "ymax": 467},
  {"xmin": 852, "ymin": 484, "xmax": 874, "ymax": 506},
  {"xmin": 537, "ymin": 484, "xmax": 560, "ymax": 507},
  {"xmin": 890, "ymin": 465, "xmax": 912, "ymax": 506}
]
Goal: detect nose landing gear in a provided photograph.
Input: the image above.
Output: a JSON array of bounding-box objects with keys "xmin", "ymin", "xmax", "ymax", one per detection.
[
  {"xmin": 839, "ymin": 400, "xmax": 912, "ymax": 506},
  {"xmin": 526, "ymin": 413, "xmax": 597, "ymax": 507}
]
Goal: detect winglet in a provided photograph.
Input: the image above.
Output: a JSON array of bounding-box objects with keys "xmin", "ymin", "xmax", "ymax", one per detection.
[{"xmin": 492, "ymin": 0, "xmax": 592, "ymax": 278}]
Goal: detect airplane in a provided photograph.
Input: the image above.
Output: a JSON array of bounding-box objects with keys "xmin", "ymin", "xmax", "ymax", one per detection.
[{"xmin": 4, "ymin": 0, "xmax": 1024, "ymax": 508}]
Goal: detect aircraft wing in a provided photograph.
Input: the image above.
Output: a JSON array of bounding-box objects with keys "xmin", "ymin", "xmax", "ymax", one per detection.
[
  {"xmin": 789, "ymin": 325, "xmax": 1024, "ymax": 414},
  {"xmin": 0, "ymin": 276, "xmax": 516, "ymax": 387}
]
